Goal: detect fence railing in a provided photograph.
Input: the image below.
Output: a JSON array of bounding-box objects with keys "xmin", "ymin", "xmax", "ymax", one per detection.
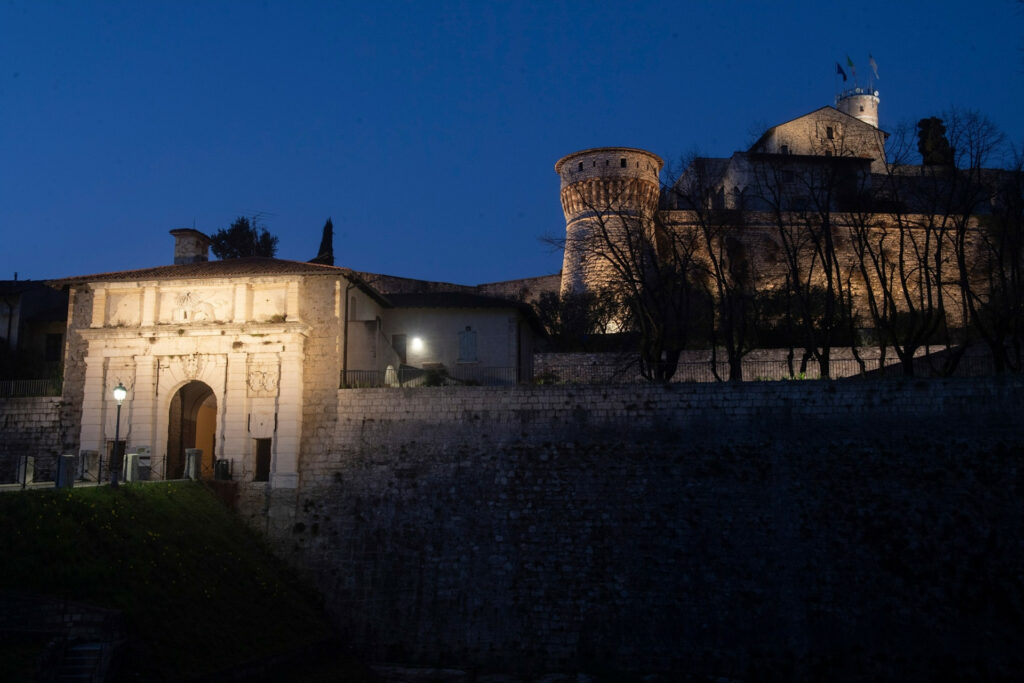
[
  {"xmin": 0, "ymin": 378, "xmax": 63, "ymax": 398},
  {"xmin": 341, "ymin": 366, "xmax": 519, "ymax": 388}
]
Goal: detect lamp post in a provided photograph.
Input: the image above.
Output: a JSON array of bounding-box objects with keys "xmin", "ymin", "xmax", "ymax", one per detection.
[{"xmin": 111, "ymin": 382, "xmax": 127, "ymax": 488}]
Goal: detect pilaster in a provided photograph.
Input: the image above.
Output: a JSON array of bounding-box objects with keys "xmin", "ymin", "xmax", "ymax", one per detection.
[
  {"xmin": 223, "ymin": 352, "xmax": 250, "ymax": 467},
  {"xmin": 141, "ymin": 287, "xmax": 157, "ymax": 326},
  {"xmin": 272, "ymin": 349, "xmax": 303, "ymax": 488},
  {"xmin": 232, "ymin": 283, "xmax": 249, "ymax": 323},
  {"xmin": 131, "ymin": 355, "xmax": 157, "ymax": 453},
  {"xmin": 79, "ymin": 353, "xmax": 106, "ymax": 452},
  {"xmin": 90, "ymin": 288, "xmax": 106, "ymax": 328}
]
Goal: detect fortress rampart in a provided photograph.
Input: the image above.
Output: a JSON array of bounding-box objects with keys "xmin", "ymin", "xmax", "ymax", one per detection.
[{"xmin": 247, "ymin": 377, "xmax": 1023, "ymax": 676}]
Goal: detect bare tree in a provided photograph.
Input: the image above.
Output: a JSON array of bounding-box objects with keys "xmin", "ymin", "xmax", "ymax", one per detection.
[
  {"xmin": 751, "ymin": 150, "xmax": 860, "ymax": 379},
  {"xmin": 552, "ymin": 177, "xmax": 707, "ymax": 382},
  {"xmin": 844, "ymin": 122, "xmax": 952, "ymax": 376},
  {"xmin": 668, "ymin": 156, "xmax": 765, "ymax": 381}
]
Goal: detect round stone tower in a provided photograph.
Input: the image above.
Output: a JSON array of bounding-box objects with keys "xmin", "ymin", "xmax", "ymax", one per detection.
[
  {"xmin": 554, "ymin": 147, "xmax": 663, "ymax": 296},
  {"xmin": 836, "ymin": 87, "xmax": 880, "ymax": 128}
]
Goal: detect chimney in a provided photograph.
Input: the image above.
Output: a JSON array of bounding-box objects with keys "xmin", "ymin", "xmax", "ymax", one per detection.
[{"xmin": 169, "ymin": 229, "xmax": 211, "ymax": 265}]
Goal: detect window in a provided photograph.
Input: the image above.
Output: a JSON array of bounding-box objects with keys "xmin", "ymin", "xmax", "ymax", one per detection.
[
  {"xmin": 254, "ymin": 439, "xmax": 271, "ymax": 482},
  {"xmin": 780, "ymin": 145, "xmax": 789, "ymax": 155},
  {"xmin": 859, "ymin": 106, "xmax": 864, "ymax": 112},
  {"xmin": 577, "ymin": 161, "xmax": 583, "ymax": 171},
  {"xmin": 826, "ymin": 126, "xmax": 834, "ymax": 140},
  {"xmin": 620, "ymin": 158, "xmax": 627, "ymax": 168},
  {"xmin": 458, "ymin": 326, "xmax": 478, "ymax": 362},
  {"xmin": 825, "ymin": 150, "xmax": 833, "ymax": 157}
]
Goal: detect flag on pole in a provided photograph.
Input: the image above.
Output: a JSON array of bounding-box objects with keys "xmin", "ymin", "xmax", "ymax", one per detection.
[
  {"xmin": 846, "ymin": 55, "xmax": 857, "ymax": 81},
  {"xmin": 836, "ymin": 62, "xmax": 847, "ymax": 82},
  {"xmin": 869, "ymin": 54, "xmax": 879, "ymax": 80}
]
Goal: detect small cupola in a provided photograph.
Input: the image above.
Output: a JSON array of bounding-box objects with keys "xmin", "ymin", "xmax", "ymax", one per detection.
[{"xmin": 169, "ymin": 229, "xmax": 211, "ymax": 265}]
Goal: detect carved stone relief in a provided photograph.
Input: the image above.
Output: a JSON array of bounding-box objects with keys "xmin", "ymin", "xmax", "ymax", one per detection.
[
  {"xmin": 160, "ymin": 289, "xmax": 229, "ymax": 324},
  {"xmin": 179, "ymin": 352, "xmax": 206, "ymax": 380},
  {"xmin": 247, "ymin": 362, "xmax": 280, "ymax": 398}
]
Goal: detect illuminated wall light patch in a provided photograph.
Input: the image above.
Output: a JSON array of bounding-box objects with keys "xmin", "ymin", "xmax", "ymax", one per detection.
[{"xmin": 410, "ymin": 337, "xmax": 424, "ymax": 352}]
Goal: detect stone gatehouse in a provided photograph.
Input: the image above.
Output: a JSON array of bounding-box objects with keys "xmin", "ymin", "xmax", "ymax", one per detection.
[{"xmin": 52, "ymin": 230, "xmax": 540, "ymax": 492}]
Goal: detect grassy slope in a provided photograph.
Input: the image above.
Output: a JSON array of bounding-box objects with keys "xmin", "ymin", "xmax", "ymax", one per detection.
[{"xmin": 0, "ymin": 482, "xmax": 336, "ymax": 680}]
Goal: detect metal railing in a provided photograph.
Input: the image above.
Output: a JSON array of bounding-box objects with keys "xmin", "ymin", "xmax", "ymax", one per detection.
[
  {"xmin": 0, "ymin": 378, "xmax": 62, "ymax": 398},
  {"xmin": 341, "ymin": 366, "xmax": 519, "ymax": 388}
]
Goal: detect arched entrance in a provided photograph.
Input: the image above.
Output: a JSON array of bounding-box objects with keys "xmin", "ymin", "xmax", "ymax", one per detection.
[{"xmin": 166, "ymin": 381, "xmax": 217, "ymax": 479}]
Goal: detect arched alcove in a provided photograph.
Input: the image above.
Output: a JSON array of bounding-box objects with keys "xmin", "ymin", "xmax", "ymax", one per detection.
[{"xmin": 166, "ymin": 380, "xmax": 217, "ymax": 479}]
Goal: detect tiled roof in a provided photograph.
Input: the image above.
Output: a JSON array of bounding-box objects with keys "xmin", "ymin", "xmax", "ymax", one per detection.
[
  {"xmin": 50, "ymin": 257, "xmax": 350, "ymax": 285},
  {"xmin": 49, "ymin": 258, "xmax": 396, "ymax": 307}
]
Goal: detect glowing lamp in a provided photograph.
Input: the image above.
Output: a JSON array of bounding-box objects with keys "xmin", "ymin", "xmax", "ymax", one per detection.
[{"xmin": 110, "ymin": 382, "xmax": 128, "ymax": 488}]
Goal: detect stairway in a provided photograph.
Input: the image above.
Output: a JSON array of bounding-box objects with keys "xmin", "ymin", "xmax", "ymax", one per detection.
[{"xmin": 56, "ymin": 641, "xmax": 103, "ymax": 682}]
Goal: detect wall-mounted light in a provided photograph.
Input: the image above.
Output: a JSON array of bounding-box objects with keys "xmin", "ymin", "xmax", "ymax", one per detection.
[{"xmin": 410, "ymin": 337, "xmax": 424, "ymax": 352}]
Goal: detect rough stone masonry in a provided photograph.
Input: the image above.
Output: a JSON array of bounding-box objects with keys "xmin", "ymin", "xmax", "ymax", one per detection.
[{"xmin": 243, "ymin": 378, "xmax": 1024, "ymax": 679}]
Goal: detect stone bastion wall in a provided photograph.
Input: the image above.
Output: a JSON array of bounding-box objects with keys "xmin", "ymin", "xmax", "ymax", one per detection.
[
  {"xmin": 0, "ymin": 397, "xmax": 64, "ymax": 482},
  {"xmin": 266, "ymin": 378, "xmax": 1024, "ymax": 678}
]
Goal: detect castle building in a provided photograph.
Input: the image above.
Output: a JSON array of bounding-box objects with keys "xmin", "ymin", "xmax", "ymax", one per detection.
[
  {"xmin": 51, "ymin": 230, "xmax": 541, "ymax": 489},
  {"xmin": 553, "ymin": 87, "xmax": 1013, "ymax": 338},
  {"xmin": 5, "ymin": 84, "xmax": 1018, "ymax": 488}
]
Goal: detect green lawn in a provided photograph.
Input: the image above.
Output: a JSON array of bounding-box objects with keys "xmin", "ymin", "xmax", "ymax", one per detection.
[{"xmin": 0, "ymin": 482, "xmax": 355, "ymax": 680}]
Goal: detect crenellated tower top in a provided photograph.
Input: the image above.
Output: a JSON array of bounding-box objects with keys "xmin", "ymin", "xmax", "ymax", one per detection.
[
  {"xmin": 836, "ymin": 87, "xmax": 880, "ymax": 128},
  {"xmin": 555, "ymin": 147, "xmax": 664, "ymax": 296}
]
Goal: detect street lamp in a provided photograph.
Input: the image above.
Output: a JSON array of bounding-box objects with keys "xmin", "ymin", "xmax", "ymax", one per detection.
[{"xmin": 111, "ymin": 382, "xmax": 127, "ymax": 488}]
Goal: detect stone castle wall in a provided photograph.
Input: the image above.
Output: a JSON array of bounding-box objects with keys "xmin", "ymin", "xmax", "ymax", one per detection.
[
  {"xmin": 0, "ymin": 397, "xmax": 64, "ymax": 482},
  {"xmin": 264, "ymin": 378, "xmax": 1024, "ymax": 678}
]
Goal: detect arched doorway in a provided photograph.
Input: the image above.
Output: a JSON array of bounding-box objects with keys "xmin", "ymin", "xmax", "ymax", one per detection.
[{"xmin": 166, "ymin": 381, "xmax": 217, "ymax": 479}]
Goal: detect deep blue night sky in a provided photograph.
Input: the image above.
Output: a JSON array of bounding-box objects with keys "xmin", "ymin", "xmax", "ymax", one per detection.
[{"xmin": 2, "ymin": 1, "xmax": 1022, "ymax": 284}]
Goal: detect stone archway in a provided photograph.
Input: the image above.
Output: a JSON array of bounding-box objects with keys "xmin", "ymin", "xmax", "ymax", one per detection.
[{"xmin": 166, "ymin": 380, "xmax": 217, "ymax": 479}]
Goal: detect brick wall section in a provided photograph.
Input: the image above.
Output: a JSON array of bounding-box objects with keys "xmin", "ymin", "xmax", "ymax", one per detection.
[
  {"xmin": 0, "ymin": 397, "xmax": 64, "ymax": 482},
  {"xmin": 269, "ymin": 378, "xmax": 1024, "ymax": 677}
]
